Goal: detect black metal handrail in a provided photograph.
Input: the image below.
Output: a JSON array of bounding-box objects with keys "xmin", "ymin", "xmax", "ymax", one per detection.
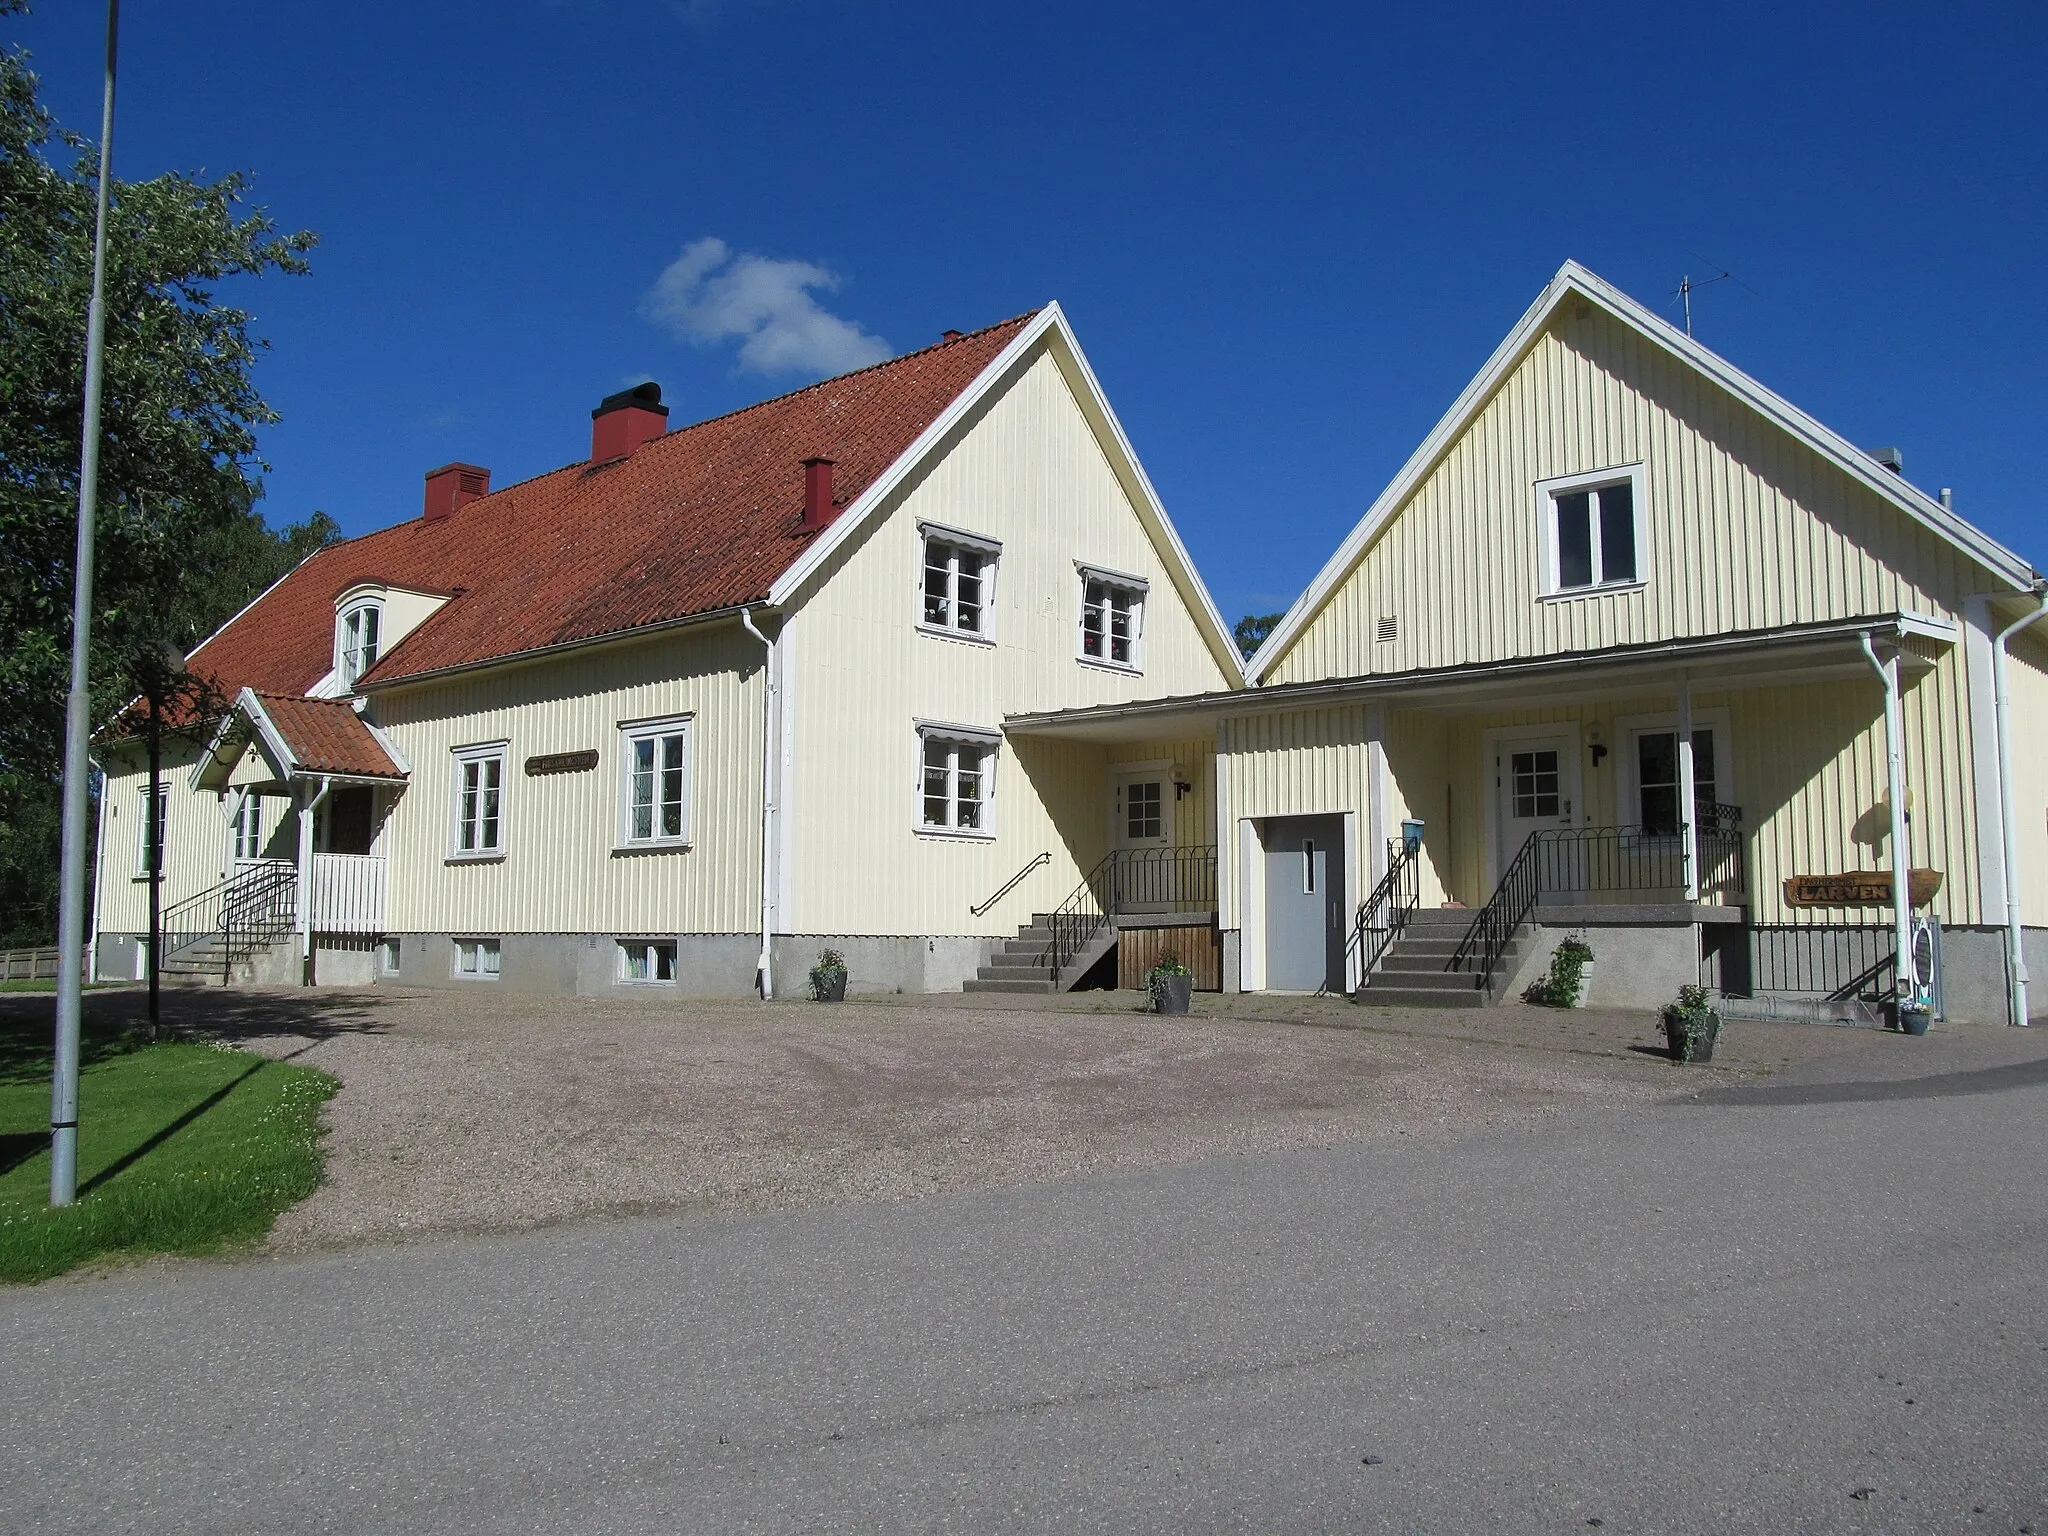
[
  {"xmin": 1446, "ymin": 832, "xmax": 1544, "ymax": 999},
  {"xmin": 1721, "ymin": 922, "xmax": 1899, "ymax": 1001},
  {"xmin": 161, "ymin": 860, "xmax": 297, "ymax": 981},
  {"xmin": 1351, "ymin": 837, "xmax": 1420, "ymax": 989},
  {"xmin": 1044, "ymin": 845, "xmax": 1220, "ymax": 985},
  {"xmin": 970, "ymin": 850, "xmax": 1050, "ymax": 918}
]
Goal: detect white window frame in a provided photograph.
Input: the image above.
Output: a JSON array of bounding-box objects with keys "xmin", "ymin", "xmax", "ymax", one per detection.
[
  {"xmin": 1535, "ymin": 463, "xmax": 1648, "ymax": 600},
  {"xmin": 616, "ymin": 714, "xmax": 693, "ymax": 851},
  {"xmin": 337, "ymin": 599, "xmax": 384, "ymax": 690},
  {"xmin": 135, "ymin": 781, "xmax": 168, "ymax": 879},
  {"xmin": 1076, "ymin": 563, "xmax": 1148, "ymax": 672},
  {"xmin": 1615, "ymin": 708, "xmax": 1734, "ymax": 839},
  {"xmin": 915, "ymin": 721, "xmax": 1000, "ymax": 840},
  {"xmin": 617, "ymin": 937, "xmax": 679, "ymax": 984},
  {"xmin": 449, "ymin": 742, "xmax": 509, "ymax": 861},
  {"xmin": 231, "ymin": 792, "xmax": 265, "ymax": 862},
  {"xmin": 917, "ymin": 522, "xmax": 1000, "ymax": 644},
  {"xmin": 378, "ymin": 936, "xmax": 402, "ymax": 975},
  {"xmin": 453, "ymin": 937, "xmax": 500, "ymax": 980}
]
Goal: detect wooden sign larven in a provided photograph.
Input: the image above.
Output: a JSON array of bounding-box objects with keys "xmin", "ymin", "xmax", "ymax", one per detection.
[
  {"xmin": 1782, "ymin": 869, "xmax": 1944, "ymax": 908},
  {"xmin": 524, "ymin": 750, "xmax": 599, "ymax": 777}
]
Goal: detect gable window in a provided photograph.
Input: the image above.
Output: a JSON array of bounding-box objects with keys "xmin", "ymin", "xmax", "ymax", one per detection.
[
  {"xmin": 338, "ymin": 601, "xmax": 383, "ymax": 689},
  {"xmin": 618, "ymin": 939, "xmax": 678, "ymax": 983},
  {"xmin": 136, "ymin": 782, "xmax": 168, "ymax": 878},
  {"xmin": 919, "ymin": 524, "xmax": 999, "ymax": 640},
  {"xmin": 232, "ymin": 793, "xmax": 265, "ymax": 861},
  {"xmin": 454, "ymin": 937, "xmax": 500, "ymax": 979},
  {"xmin": 1078, "ymin": 566, "xmax": 1147, "ymax": 669},
  {"xmin": 1538, "ymin": 465, "xmax": 1646, "ymax": 597},
  {"xmin": 917, "ymin": 724, "xmax": 998, "ymax": 837},
  {"xmin": 618, "ymin": 715, "xmax": 692, "ymax": 849},
  {"xmin": 450, "ymin": 743, "xmax": 507, "ymax": 858}
]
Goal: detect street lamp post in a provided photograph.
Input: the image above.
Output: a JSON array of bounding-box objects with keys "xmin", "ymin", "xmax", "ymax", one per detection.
[{"xmin": 50, "ymin": 0, "xmax": 122, "ymax": 1208}]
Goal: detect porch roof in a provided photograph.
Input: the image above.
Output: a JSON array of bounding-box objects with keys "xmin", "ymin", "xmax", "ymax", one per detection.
[
  {"xmin": 1004, "ymin": 612, "xmax": 1950, "ymax": 741},
  {"xmin": 191, "ymin": 688, "xmax": 412, "ymax": 792}
]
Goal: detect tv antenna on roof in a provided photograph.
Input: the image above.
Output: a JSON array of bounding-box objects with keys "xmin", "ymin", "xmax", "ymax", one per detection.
[{"xmin": 1674, "ymin": 269, "xmax": 1731, "ymax": 338}]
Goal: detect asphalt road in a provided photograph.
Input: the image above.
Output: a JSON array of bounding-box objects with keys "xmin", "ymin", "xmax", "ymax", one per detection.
[{"xmin": 5, "ymin": 1036, "xmax": 2046, "ymax": 1533}]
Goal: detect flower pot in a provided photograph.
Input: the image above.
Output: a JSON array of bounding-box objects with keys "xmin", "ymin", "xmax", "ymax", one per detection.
[
  {"xmin": 1662, "ymin": 1007, "xmax": 1720, "ymax": 1063},
  {"xmin": 1151, "ymin": 974, "xmax": 1192, "ymax": 1014},
  {"xmin": 1897, "ymin": 1004, "xmax": 1932, "ymax": 1036},
  {"xmin": 810, "ymin": 968, "xmax": 847, "ymax": 1003}
]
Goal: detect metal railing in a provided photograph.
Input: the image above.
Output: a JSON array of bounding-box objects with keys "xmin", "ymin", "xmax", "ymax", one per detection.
[
  {"xmin": 971, "ymin": 851, "xmax": 1050, "ymax": 918},
  {"xmin": 1717, "ymin": 922, "xmax": 1901, "ymax": 1002},
  {"xmin": 1351, "ymin": 837, "xmax": 1420, "ymax": 988},
  {"xmin": 1044, "ymin": 845, "xmax": 1219, "ymax": 986},
  {"xmin": 1449, "ymin": 808, "xmax": 1747, "ymax": 999},
  {"xmin": 161, "ymin": 860, "xmax": 298, "ymax": 982}
]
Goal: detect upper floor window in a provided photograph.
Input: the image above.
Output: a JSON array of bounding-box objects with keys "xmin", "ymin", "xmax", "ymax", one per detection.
[
  {"xmin": 920, "ymin": 524, "xmax": 999, "ymax": 641},
  {"xmin": 232, "ymin": 792, "xmax": 265, "ymax": 861},
  {"xmin": 618, "ymin": 715, "xmax": 692, "ymax": 849},
  {"xmin": 450, "ymin": 742, "xmax": 507, "ymax": 859},
  {"xmin": 1537, "ymin": 465, "xmax": 1646, "ymax": 597},
  {"xmin": 339, "ymin": 601, "xmax": 383, "ymax": 688},
  {"xmin": 1078, "ymin": 566, "xmax": 1146, "ymax": 670},
  {"xmin": 917, "ymin": 724, "xmax": 998, "ymax": 837}
]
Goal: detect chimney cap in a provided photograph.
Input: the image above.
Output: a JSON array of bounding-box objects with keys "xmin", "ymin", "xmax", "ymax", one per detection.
[
  {"xmin": 1870, "ymin": 445, "xmax": 1904, "ymax": 474},
  {"xmin": 941, "ymin": 329, "xmax": 964, "ymax": 341},
  {"xmin": 593, "ymin": 380, "xmax": 667, "ymax": 421},
  {"xmin": 802, "ymin": 454, "xmax": 837, "ymax": 467}
]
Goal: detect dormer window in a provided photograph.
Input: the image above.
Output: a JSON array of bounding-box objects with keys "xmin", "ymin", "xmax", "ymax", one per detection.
[{"xmin": 339, "ymin": 602, "xmax": 382, "ymax": 689}]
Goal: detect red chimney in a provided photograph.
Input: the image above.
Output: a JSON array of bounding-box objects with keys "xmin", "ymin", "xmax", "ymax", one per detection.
[
  {"xmin": 423, "ymin": 463, "xmax": 490, "ymax": 521},
  {"xmin": 591, "ymin": 381, "xmax": 669, "ymax": 462},
  {"xmin": 801, "ymin": 457, "xmax": 837, "ymax": 532}
]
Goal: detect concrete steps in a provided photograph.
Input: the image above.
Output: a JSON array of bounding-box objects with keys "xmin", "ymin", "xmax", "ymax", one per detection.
[
  {"xmin": 1355, "ymin": 910, "xmax": 1524, "ymax": 1009},
  {"xmin": 962, "ymin": 916, "xmax": 1116, "ymax": 994},
  {"xmin": 160, "ymin": 933, "xmax": 295, "ymax": 985}
]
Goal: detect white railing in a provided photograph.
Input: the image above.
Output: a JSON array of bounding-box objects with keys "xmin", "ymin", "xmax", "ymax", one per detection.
[{"xmin": 309, "ymin": 853, "xmax": 387, "ymax": 934}]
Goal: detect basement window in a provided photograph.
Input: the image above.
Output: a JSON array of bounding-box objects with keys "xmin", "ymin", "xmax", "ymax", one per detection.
[
  {"xmin": 917, "ymin": 724, "xmax": 999, "ymax": 838},
  {"xmin": 919, "ymin": 524, "xmax": 1000, "ymax": 641},
  {"xmin": 618, "ymin": 939, "xmax": 678, "ymax": 984},
  {"xmin": 454, "ymin": 937, "xmax": 500, "ymax": 980},
  {"xmin": 1537, "ymin": 465, "xmax": 1646, "ymax": 597}
]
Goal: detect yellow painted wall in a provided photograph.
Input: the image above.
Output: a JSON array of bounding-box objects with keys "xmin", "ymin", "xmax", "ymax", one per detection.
[
  {"xmin": 369, "ymin": 620, "xmax": 764, "ymax": 935},
  {"xmin": 1270, "ymin": 306, "xmax": 1980, "ymax": 687},
  {"xmin": 783, "ymin": 342, "xmax": 1235, "ymax": 936},
  {"xmin": 2004, "ymin": 632, "xmax": 2048, "ymax": 926}
]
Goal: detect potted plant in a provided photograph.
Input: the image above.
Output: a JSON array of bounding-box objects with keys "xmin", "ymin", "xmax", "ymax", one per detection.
[
  {"xmin": 1530, "ymin": 936, "xmax": 1594, "ymax": 1008},
  {"xmin": 1662, "ymin": 983, "xmax": 1721, "ymax": 1063},
  {"xmin": 1148, "ymin": 950, "xmax": 1193, "ymax": 1015},
  {"xmin": 809, "ymin": 948, "xmax": 848, "ymax": 1003},
  {"xmin": 1896, "ymin": 998, "xmax": 1933, "ymax": 1036}
]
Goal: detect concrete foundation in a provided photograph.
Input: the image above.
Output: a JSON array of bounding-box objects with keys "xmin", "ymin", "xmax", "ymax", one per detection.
[
  {"xmin": 1516, "ymin": 920, "xmax": 1700, "ymax": 1010},
  {"xmin": 771, "ymin": 935, "xmax": 1000, "ymax": 998},
  {"xmin": 1221, "ymin": 929, "xmax": 1242, "ymax": 994}
]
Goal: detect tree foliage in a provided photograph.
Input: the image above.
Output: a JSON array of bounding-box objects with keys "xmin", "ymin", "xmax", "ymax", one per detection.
[
  {"xmin": 1233, "ymin": 612, "xmax": 1285, "ymax": 660},
  {"xmin": 0, "ymin": 4, "xmax": 330, "ymax": 943}
]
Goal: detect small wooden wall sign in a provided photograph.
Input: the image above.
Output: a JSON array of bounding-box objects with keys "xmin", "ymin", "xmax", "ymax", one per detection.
[
  {"xmin": 524, "ymin": 750, "xmax": 599, "ymax": 777},
  {"xmin": 1783, "ymin": 869, "xmax": 1944, "ymax": 908}
]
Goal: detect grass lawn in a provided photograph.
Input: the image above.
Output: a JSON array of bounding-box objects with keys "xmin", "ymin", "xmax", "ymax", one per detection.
[{"xmin": 0, "ymin": 1010, "xmax": 337, "ymax": 1284}]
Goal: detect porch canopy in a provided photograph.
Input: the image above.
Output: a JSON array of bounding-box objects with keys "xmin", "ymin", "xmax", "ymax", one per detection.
[
  {"xmin": 1003, "ymin": 613, "xmax": 1952, "ymax": 743},
  {"xmin": 190, "ymin": 688, "xmax": 410, "ymax": 795}
]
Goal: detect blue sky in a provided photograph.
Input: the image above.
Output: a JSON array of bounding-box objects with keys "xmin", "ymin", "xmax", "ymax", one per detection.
[{"xmin": 16, "ymin": 0, "xmax": 2046, "ymax": 622}]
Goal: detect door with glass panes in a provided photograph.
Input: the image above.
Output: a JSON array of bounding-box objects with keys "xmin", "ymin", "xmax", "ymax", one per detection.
[
  {"xmin": 1112, "ymin": 768, "xmax": 1174, "ymax": 912},
  {"xmin": 1494, "ymin": 735, "xmax": 1580, "ymax": 891}
]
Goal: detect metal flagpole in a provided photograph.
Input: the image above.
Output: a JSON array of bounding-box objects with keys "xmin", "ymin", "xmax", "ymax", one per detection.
[{"xmin": 51, "ymin": 0, "xmax": 122, "ymax": 1208}]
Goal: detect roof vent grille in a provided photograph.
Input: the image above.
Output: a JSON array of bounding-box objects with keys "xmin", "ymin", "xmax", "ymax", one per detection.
[{"xmin": 1376, "ymin": 615, "xmax": 1399, "ymax": 644}]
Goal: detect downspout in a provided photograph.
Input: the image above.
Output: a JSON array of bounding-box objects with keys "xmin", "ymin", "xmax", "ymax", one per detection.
[
  {"xmin": 1993, "ymin": 585, "xmax": 2048, "ymax": 1025},
  {"xmin": 297, "ymin": 775, "xmax": 332, "ymax": 986},
  {"xmin": 739, "ymin": 607, "xmax": 777, "ymax": 1000},
  {"xmin": 1859, "ymin": 632, "xmax": 1913, "ymax": 1011}
]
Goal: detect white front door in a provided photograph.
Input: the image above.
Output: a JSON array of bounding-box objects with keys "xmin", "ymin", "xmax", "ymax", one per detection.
[
  {"xmin": 1494, "ymin": 736, "xmax": 1576, "ymax": 884},
  {"xmin": 1112, "ymin": 769, "xmax": 1175, "ymax": 912}
]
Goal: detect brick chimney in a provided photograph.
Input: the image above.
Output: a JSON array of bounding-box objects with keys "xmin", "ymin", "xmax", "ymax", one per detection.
[
  {"xmin": 801, "ymin": 457, "xmax": 837, "ymax": 532},
  {"xmin": 591, "ymin": 381, "xmax": 669, "ymax": 462},
  {"xmin": 423, "ymin": 463, "xmax": 490, "ymax": 521}
]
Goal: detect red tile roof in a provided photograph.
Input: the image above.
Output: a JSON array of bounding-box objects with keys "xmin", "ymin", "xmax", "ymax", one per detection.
[
  {"xmin": 186, "ymin": 315, "xmax": 1036, "ymax": 699},
  {"xmin": 253, "ymin": 693, "xmax": 407, "ymax": 780}
]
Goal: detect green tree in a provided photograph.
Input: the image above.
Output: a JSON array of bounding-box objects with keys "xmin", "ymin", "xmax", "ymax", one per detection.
[
  {"xmin": 0, "ymin": 3, "xmax": 326, "ymax": 945},
  {"xmin": 1233, "ymin": 612, "xmax": 1286, "ymax": 660}
]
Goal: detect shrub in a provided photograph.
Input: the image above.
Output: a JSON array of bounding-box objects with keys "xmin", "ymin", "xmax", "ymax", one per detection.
[{"xmin": 1529, "ymin": 936, "xmax": 1593, "ymax": 1007}]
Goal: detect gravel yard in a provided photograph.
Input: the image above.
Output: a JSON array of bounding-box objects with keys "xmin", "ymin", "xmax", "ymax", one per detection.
[{"xmin": 17, "ymin": 983, "xmax": 1937, "ymax": 1256}]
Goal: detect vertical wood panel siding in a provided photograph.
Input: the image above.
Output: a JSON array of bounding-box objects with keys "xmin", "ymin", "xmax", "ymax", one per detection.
[
  {"xmin": 785, "ymin": 346, "xmax": 1233, "ymax": 937},
  {"xmin": 93, "ymin": 742, "xmax": 255, "ymax": 935},
  {"xmin": 1117, "ymin": 925, "xmax": 1222, "ymax": 990},
  {"xmin": 372, "ymin": 621, "xmax": 763, "ymax": 935},
  {"xmin": 1272, "ymin": 309, "xmax": 1972, "ymax": 688},
  {"xmin": 2002, "ymin": 638, "xmax": 2048, "ymax": 926}
]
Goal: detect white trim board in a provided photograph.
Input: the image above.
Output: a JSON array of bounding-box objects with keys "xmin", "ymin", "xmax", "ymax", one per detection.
[{"xmin": 1248, "ymin": 261, "xmax": 2039, "ymax": 683}]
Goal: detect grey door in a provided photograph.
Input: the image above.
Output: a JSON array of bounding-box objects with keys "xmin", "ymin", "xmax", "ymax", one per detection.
[{"xmin": 1265, "ymin": 815, "xmax": 1346, "ymax": 991}]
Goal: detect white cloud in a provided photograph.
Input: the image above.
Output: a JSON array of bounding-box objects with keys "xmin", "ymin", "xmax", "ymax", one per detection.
[{"xmin": 642, "ymin": 237, "xmax": 892, "ymax": 379}]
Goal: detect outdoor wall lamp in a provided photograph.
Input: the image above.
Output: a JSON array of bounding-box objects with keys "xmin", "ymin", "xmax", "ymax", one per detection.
[{"xmin": 1586, "ymin": 727, "xmax": 1608, "ymax": 766}]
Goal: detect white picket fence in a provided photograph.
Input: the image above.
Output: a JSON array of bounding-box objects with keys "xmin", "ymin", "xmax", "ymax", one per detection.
[{"xmin": 307, "ymin": 853, "xmax": 387, "ymax": 934}]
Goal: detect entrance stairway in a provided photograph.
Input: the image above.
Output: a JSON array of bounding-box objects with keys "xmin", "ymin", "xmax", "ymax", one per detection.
[
  {"xmin": 1356, "ymin": 909, "xmax": 1526, "ymax": 1009},
  {"xmin": 963, "ymin": 915, "xmax": 1117, "ymax": 994}
]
